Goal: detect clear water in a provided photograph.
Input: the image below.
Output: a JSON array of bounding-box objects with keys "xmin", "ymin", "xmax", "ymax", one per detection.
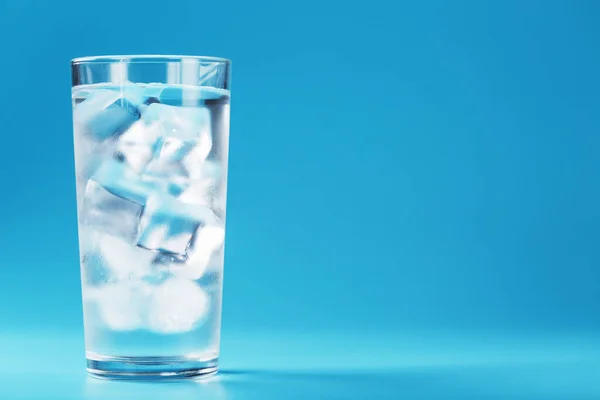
[{"xmin": 72, "ymin": 83, "xmax": 230, "ymax": 361}]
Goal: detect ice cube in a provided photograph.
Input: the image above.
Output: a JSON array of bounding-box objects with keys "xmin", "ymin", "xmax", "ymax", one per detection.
[
  {"xmin": 147, "ymin": 278, "xmax": 209, "ymax": 333},
  {"xmin": 115, "ymin": 106, "xmax": 202, "ymax": 179},
  {"xmin": 136, "ymin": 194, "xmax": 220, "ymax": 261},
  {"xmin": 121, "ymin": 103, "xmax": 212, "ymax": 193},
  {"xmin": 132, "ymin": 104, "xmax": 212, "ymax": 195},
  {"xmin": 74, "ymin": 87, "xmax": 146, "ymax": 141},
  {"xmin": 96, "ymin": 281, "xmax": 152, "ymax": 331}
]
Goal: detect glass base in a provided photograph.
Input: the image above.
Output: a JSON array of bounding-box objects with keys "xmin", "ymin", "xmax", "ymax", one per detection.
[{"xmin": 87, "ymin": 355, "xmax": 218, "ymax": 380}]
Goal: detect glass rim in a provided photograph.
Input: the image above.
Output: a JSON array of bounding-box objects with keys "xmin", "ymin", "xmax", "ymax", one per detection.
[{"xmin": 71, "ymin": 54, "xmax": 231, "ymax": 65}]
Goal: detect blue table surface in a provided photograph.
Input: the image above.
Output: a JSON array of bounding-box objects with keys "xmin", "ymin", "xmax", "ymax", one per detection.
[{"xmin": 1, "ymin": 329, "xmax": 600, "ymax": 399}]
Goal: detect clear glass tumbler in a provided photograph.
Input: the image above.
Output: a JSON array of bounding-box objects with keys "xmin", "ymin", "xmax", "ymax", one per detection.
[{"xmin": 70, "ymin": 55, "xmax": 231, "ymax": 379}]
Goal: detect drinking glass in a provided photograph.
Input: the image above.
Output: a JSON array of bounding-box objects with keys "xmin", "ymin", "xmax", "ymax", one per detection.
[{"xmin": 70, "ymin": 55, "xmax": 231, "ymax": 379}]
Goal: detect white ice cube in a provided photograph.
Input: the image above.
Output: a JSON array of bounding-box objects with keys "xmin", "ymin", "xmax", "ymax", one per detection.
[{"xmin": 147, "ymin": 278, "xmax": 209, "ymax": 333}]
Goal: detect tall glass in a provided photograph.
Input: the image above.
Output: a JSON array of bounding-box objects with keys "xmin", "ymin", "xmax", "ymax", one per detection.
[{"xmin": 70, "ymin": 55, "xmax": 231, "ymax": 379}]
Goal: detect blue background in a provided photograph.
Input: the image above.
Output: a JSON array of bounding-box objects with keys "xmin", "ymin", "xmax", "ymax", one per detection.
[{"xmin": 1, "ymin": 0, "xmax": 599, "ymax": 399}]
